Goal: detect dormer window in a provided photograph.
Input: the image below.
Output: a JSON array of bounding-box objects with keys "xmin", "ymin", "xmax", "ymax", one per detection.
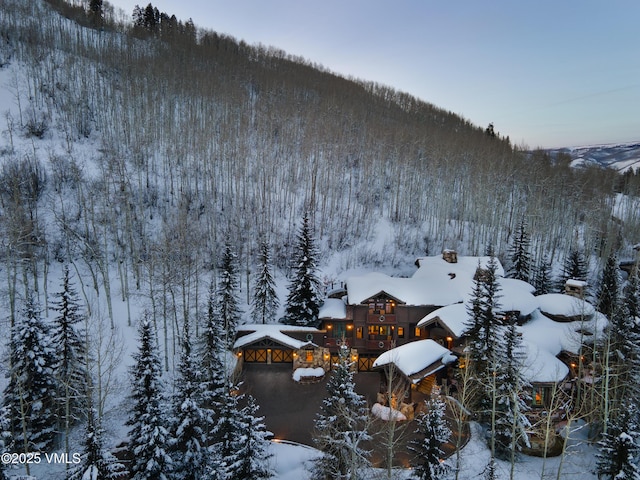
[{"xmin": 367, "ymin": 295, "xmax": 396, "ymax": 314}]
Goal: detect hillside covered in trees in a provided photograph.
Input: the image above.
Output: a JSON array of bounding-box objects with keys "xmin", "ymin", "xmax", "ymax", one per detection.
[{"xmin": 1, "ymin": 0, "xmax": 640, "ymax": 478}]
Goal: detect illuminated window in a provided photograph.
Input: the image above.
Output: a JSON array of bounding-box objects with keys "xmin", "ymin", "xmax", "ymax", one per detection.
[
  {"xmin": 305, "ymin": 350, "xmax": 314, "ymax": 362},
  {"xmin": 532, "ymin": 386, "xmax": 545, "ymax": 407},
  {"xmin": 367, "ymin": 296, "xmax": 396, "ymax": 314},
  {"xmin": 356, "ymin": 327, "xmax": 363, "ymax": 339},
  {"xmin": 398, "ymin": 327, "xmax": 404, "ymax": 338}
]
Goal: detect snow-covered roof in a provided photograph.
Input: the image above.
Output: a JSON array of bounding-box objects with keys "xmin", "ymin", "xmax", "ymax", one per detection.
[
  {"xmin": 346, "ymin": 255, "xmax": 504, "ymax": 307},
  {"xmin": 372, "ymin": 339, "xmax": 456, "ymax": 383},
  {"xmin": 318, "ymin": 298, "xmax": 347, "ymax": 319},
  {"xmin": 495, "ymin": 278, "xmax": 538, "ymax": 316},
  {"xmin": 536, "ymin": 294, "xmax": 595, "ymax": 319},
  {"xmin": 234, "ymin": 324, "xmax": 319, "ymax": 350},
  {"xmin": 417, "ymin": 303, "xmax": 469, "ymax": 338},
  {"xmin": 520, "ymin": 341, "xmax": 570, "ymax": 383}
]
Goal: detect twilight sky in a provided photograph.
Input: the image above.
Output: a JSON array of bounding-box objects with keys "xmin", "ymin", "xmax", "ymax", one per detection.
[{"xmin": 107, "ymin": 0, "xmax": 640, "ymax": 149}]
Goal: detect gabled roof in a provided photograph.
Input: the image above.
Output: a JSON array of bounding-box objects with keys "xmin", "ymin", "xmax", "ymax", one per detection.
[
  {"xmin": 347, "ymin": 255, "xmax": 503, "ymax": 307},
  {"xmin": 234, "ymin": 324, "xmax": 319, "ymax": 350},
  {"xmin": 372, "ymin": 339, "xmax": 457, "ymax": 384},
  {"xmin": 418, "ymin": 303, "xmax": 468, "ymax": 338}
]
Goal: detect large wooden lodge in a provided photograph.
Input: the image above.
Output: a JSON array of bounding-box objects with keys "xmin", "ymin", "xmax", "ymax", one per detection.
[{"xmin": 233, "ymin": 250, "xmax": 605, "ymax": 413}]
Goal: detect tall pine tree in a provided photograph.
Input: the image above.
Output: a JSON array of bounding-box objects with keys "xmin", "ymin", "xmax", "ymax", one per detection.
[
  {"xmin": 312, "ymin": 345, "xmax": 371, "ymax": 480},
  {"xmin": 67, "ymin": 406, "xmax": 126, "ymax": 480},
  {"xmin": 251, "ymin": 240, "xmax": 279, "ymax": 324},
  {"xmin": 3, "ymin": 292, "xmax": 57, "ymax": 452},
  {"xmin": 217, "ymin": 241, "xmax": 243, "ymax": 348},
  {"xmin": 282, "ymin": 213, "xmax": 321, "ymax": 327},
  {"xmin": 558, "ymin": 247, "xmax": 588, "ymax": 291},
  {"xmin": 50, "ymin": 266, "xmax": 88, "ymax": 440},
  {"xmin": 0, "ymin": 406, "xmax": 11, "ymax": 480},
  {"xmin": 507, "ymin": 217, "xmax": 532, "ymax": 282},
  {"xmin": 596, "ymin": 401, "xmax": 640, "ymax": 480},
  {"xmin": 212, "ymin": 381, "xmax": 246, "ymax": 479},
  {"xmin": 127, "ymin": 318, "xmax": 173, "ymax": 480},
  {"xmin": 170, "ymin": 316, "xmax": 208, "ymax": 480},
  {"xmin": 464, "ymin": 256, "xmax": 504, "ymax": 374},
  {"xmin": 408, "ymin": 395, "xmax": 452, "ymax": 480},
  {"xmin": 532, "ymin": 254, "xmax": 553, "ymax": 296},
  {"xmin": 491, "ymin": 318, "xmax": 530, "ymax": 462},
  {"xmin": 597, "ymin": 251, "xmax": 621, "ymax": 318},
  {"xmin": 227, "ymin": 395, "xmax": 274, "ymax": 480}
]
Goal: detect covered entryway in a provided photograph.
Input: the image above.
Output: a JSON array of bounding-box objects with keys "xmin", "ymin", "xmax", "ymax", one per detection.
[{"xmin": 241, "ymin": 339, "xmax": 296, "ymax": 364}]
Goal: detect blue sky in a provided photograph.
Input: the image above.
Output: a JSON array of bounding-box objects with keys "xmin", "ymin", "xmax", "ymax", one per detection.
[{"xmin": 107, "ymin": 0, "xmax": 639, "ymax": 149}]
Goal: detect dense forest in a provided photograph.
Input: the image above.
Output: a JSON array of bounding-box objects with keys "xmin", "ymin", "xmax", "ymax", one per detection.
[{"xmin": 1, "ymin": 0, "xmax": 640, "ymax": 478}]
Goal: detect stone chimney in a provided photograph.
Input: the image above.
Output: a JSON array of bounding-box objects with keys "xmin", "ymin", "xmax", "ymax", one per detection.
[
  {"xmin": 565, "ymin": 279, "xmax": 587, "ymax": 299},
  {"xmin": 442, "ymin": 249, "xmax": 458, "ymax": 264}
]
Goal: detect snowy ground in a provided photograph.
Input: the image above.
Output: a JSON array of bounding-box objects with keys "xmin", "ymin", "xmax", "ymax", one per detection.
[{"xmin": 266, "ymin": 420, "xmax": 599, "ymax": 480}]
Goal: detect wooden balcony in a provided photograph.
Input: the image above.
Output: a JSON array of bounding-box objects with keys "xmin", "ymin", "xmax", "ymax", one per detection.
[
  {"xmin": 366, "ymin": 339, "xmax": 393, "ymax": 350},
  {"xmin": 324, "ymin": 337, "xmax": 352, "ymax": 349},
  {"xmin": 367, "ymin": 313, "xmax": 396, "ymax": 324}
]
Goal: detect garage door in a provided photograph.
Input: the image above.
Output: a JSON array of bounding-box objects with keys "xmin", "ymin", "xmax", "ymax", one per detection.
[
  {"xmin": 271, "ymin": 349, "xmax": 293, "ymax": 363},
  {"xmin": 244, "ymin": 349, "xmax": 267, "ymax": 363},
  {"xmin": 358, "ymin": 355, "xmax": 377, "ymax": 372}
]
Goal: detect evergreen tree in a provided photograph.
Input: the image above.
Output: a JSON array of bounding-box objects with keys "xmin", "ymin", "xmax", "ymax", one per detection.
[
  {"xmin": 0, "ymin": 406, "xmax": 11, "ymax": 480},
  {"xmin": 127, "ymin": 318, "xmax": 172, "ymax": 480},
  {"xmin": 597, "ymin": 251, "xmax": 621, "ymax": 318},
  {"xmin": 532, "ymin": 255, "xmax": 553, "ymax": 295},
  {"xmin": 170, "ymin": 316, "xmax": 208, "ymax": 480},
  {"xmin": 217, "ymin": 241, "xmax": 243, "ymax": 348},
  {"xmin": 507, "ymin": 217, "xmax": 532, "ymax": 282},
  {"xmin": 88, "ymin": 0, "xmax": 103, "ymax": 27},
  {"xmin": 228, "ymin": 395, "xmax": 273, "ymax": 480},
  {"xmin": 596, "ymin": 401, "xmax": 640, "ymax": 480},
  {"xmin": 464, "ymin": 256, "xmax": 504, "ymax": 374},
  {"xmin": 624, "ymin": 266, "xmax": 639, "ymax": 322},
  {"xmin": 212, "ymin": 382, "xmax": 246, "ymax": 479},
  {"xmin": 312, "ymin": 345, "xmax": 371, "ymax": 480},
  {"xmin": 559, "ymin": 247, "xmax": 588, "ymax": 291},
  {"xmin": 408, "ymin": 395, "xmax": 452, "ymax": 480},
  {"xmin": 3, "ymin": 293, "xmax": 57, "ymax": 452},
  {"xmin": 67, "ymin": 406, "xmax": 126, "ymax": 480},
  {"xmin": 604, "ymin": 301, "xmax": 640, "ymax": 421},
  {"xmin": 491, "ymin": 318, "xmax": 530, "ymax": 462},
  {"xmin": 282, "ymin": 213, "xmax": 322, "ymax": 327},
  {"xmin": 200, "ymin": 281, "xmax": 229, "ymax": 444},
  {"xmin": 251, "ymin": 240, "xmax": 279, "ymax": 324},
  {"xmin": 51, "ymin": 266, "xmax": 88, "ymax": 436}
]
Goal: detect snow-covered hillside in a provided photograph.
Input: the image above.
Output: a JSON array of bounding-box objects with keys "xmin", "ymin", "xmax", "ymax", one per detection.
[
  {"xmin": 0, "ymin": 1, "xmax": 638, "ymax": 479},
  {"xmin": 547, "ymin": 142, "xmax": 640, "ymax": 173}
]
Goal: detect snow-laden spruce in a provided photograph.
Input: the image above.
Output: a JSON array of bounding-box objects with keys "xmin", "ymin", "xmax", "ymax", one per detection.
[{"xmin": 126, "ymin": 317, "xmax": 173, "ymax": 480}]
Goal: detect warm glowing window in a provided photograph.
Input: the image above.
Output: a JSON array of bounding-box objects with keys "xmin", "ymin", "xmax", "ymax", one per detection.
[
  {"xmin": 532, "ymin": 386, "xmax": 546, "ymax": 407},
  {"xmin": 367, "ymin": 296, "xmax": 396, "ymax": 314},
  {"xmin": 305, "ymin": 350, "xmax": 314, "ymax": 362},
  {"xmin": 356, "ymin": 327, "xmax": 363, "ymax": 339},
  {"xmin": 398, "ymin": 327, "xmax": 404, "ymax": 338}
]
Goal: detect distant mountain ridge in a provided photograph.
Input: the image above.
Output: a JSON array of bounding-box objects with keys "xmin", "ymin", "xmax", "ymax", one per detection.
[{"xmin": 547, "ymin": 142, "xmax": 640, "ymax": 173}]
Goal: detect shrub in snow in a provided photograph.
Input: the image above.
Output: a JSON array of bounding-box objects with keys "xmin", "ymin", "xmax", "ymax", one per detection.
[
  {"xmin": 371, "ymin": 403, "xmax": 406, "ymax": 422},
  {"xmin": 292, "ymin": 367, "xmax": 325, "ymax": 382}
]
